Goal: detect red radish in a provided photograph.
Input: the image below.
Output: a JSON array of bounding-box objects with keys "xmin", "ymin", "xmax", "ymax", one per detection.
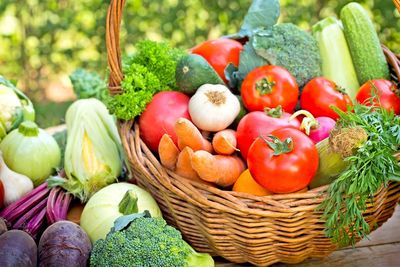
[
  {"xmin": 290, "ymin": 110, "xmax": 336, "ymax": 143},
  {"xmin": 236, "ymin": 106, "xmax": 301, "ymax": 160},
  {"xmin": 139, "ymin": 92, "xmax": 191, "ymax": 152}
]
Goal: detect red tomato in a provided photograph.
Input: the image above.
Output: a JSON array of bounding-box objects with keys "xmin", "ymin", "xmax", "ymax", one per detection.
[
  {"xmin": 247, "ymin": 128, "xmax": 319, "ymax": 193},
  {"xmin": 356, "ymin": 79, "xmax": 400, "ymax": 114},
  {"xmin": 300, "ymin": 77, "xmax": 353, "ymax": 120},
  {"xmin": 0, "ymin": 180, "xmax": 4, "ymax": 208},
  {"xmin": 139, "ymin": 91, "xmax": 191, "ymax": 152},
  {"xmin": 191, "ymin": 38, "xmax": 243, "ymax": 83},
  {"xmin": 236, "ymin": 107, "xmax": 301, "ymax": 160},
  {"xmin": 241, "ymin": 65, "xmax": 299, "ymax": 113}
]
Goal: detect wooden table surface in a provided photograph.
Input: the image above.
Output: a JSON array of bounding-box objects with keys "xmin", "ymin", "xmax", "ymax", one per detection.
[{"xmin": 216, "ymin": 206, "xmax": 400, "ymax": 267}]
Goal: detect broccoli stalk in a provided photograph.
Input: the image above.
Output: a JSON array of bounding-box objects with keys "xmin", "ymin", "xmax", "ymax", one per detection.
[{"xmin": 90, "ymin": 209, "xmax": 214, "ymax": 267}]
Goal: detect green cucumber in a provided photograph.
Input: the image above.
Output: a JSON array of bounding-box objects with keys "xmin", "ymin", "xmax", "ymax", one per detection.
[
  {"xmin": 175, "ymin": 54, "xmax": 224, "ymax": 95},
  {"xmin": 340, "ymin": 2, "xmax": 390, "ymax": 85}
]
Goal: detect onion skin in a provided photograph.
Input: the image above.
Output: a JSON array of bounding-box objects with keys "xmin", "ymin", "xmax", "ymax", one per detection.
[
  {"xmin": 308, "ymin": 117, "xmax": 336, "ymax": 144},
  {"xmin": 38, "ymin": 221, "xmax": 91, "ymax": 267}
]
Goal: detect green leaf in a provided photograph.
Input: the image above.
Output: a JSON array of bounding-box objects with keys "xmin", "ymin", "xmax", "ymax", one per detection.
[
  {"xmin": 239, "ymin": 0, "xmax": 280, "ymax": 36},
  {"xmin": 236, "ymin": 39, "xmax": 268, "ymax": 86},
  {"xmin": 224, "ymin": 63, "xmax": 239, "ymax": 89},
  {"xmin": 46, "ymin": 175, "xmax": 67, "ymax": 188},
  {"xmin": 111, "ymin": 210, "xmax": 152, "ymax": 233}
]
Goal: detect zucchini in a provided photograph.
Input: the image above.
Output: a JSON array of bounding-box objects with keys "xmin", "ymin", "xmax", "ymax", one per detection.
[
  {"xmin": 340, "ymin": 2, "xmax": 390, "ymax": 85},
  {"xmin": 312, "ymin": 17, "xmax": 360, "ymax": 100},
  {"xmin": 175, "ymin": 54, "xmax": 224, "ymax": 95}
]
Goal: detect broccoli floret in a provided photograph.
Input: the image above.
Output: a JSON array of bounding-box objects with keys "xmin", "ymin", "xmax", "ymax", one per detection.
[
  {"xmin": 238, "ymin": 23, "xmax": 321, "ymax": 89},
  {"xmin": 90, "ymin": 213, "xmax": 214, "ymax": 267},
  {"xmin": 69, "ymin": 68, "xmax": 109, "ymax": 102}
]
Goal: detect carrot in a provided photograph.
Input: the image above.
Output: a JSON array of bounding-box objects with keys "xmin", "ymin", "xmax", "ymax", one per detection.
[
  {"xmin": 191, "ymin": 150, "xmax": 245, "ymax": 187},
  {"xmin": 175, "ymin": 147, "xmax": 200, "ymax": 180},
  {"xmin": 212, "ymin": 129, "xmax": 238, "ymax": 155},
  {"xmin": 158, "ymin": 134, "xmax": 180, "ymax": 170},
  {"xmin": 175, "ymin": 118, "xmax": 212, "ymax": 152}
]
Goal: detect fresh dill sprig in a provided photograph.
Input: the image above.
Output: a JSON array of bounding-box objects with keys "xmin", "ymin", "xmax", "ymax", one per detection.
[{"xmin": 320, "ymin": 103, "xmax": 400, "ymax": 246}]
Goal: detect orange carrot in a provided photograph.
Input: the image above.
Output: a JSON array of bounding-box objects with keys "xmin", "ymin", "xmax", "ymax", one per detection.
[
  {"xmin": 175, "ymin": 118, "xmax": 212, "ymax": 152},
  {"xmin": 191, "ymin": 150, "xmax": 245, "ymax": 187},
  {"xmin": 158, "ymin": 134, "xmax": 180, "ymax": 170},
  {"xmin": 175, "ymin": 147, "xmax": 200, "ymax": 180},
  {"xmin": 212, "ymin": 129, "xmax": 238, "ymax": 155}
]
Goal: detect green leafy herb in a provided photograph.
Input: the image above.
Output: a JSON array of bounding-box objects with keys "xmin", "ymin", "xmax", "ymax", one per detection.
[
  {"xmin": 320, "ymin": 102, "xmax": 400, "ymax": 246},
  {"xmin": 124, "ymin": 40, "xmax": 185, "ymax": 90},
  {"xmin": 107, "ymin": 64, "xmax": 160, "ymax": 120},
  {"xmin": 108, "ymin": 40, "xmax": 186, "ymax": 120}
]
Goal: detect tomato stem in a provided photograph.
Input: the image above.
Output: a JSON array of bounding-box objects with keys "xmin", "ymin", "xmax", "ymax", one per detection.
[
  {"xmin": 256, "ymin": 77, "xmax": 275, "ymax": 95},
  {"xmin": 264, "ymin": 105, "xmax": 283, "ymax": 118},
  {"xmin": 261, "ymin": 135, "xmax": 293, "ymax": 156},
  {"xmin": 289, "ymin": 110, "xmax": 319, "ymax": 135}
]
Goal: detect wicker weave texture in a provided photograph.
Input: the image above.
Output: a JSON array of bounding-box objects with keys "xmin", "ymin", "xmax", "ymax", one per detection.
[
  {"xmin": 106, "ymin": 1, "xmax": 400, "ymax": 266},
  {"xmin": 395, "ymin": 0, "xmax": 400, "ymax": 12}
]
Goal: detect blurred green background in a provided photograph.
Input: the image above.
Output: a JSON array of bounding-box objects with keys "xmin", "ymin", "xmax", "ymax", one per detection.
[{"xmin": 0, "ymin": 0, "xmax": 399, "ymax": 128}]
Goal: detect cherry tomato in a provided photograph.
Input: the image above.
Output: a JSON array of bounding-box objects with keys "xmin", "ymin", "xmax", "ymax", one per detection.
[
  {"xmin": 0, "ymin": 180, "xmax": 4, "ymax": 208},
  {"xmin": 236, "ymin": 106, "xmax": 300, "ymax": 160},
  {"xmin": 356, "ymin": 79, "xmax": 400, "ymax": 114},
  {"xmin": 241, "ymin": 65, "xmax": 299, "ymax": 113},
  {"xmin": 247, "ymin": 128, "xmax": 318, "ymax": 193},
  {"xmin": 139, "ymin": 91, "xmax": 191, "ymax": 152},
  {"xmin": 191, "ymin": 38, "xmax": 243, "ymax": 83},
  {"xmin": 300, "ymin": 77, "xmax": 353, "ymax": 120}
]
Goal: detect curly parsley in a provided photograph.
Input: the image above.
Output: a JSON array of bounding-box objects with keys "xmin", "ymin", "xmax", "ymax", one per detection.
[{"xmin": 108, "ymin": 40, "xmax": 186, "ymax": 120}]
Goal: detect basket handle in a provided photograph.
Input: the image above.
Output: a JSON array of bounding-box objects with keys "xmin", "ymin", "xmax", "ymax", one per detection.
[
  {"xmin": 106, "ymin": 0, "xmax": 125, "ymax": 96},
  {"xmin": 394, "ymin": 0, "xmax": 400, "ymax": 12}
]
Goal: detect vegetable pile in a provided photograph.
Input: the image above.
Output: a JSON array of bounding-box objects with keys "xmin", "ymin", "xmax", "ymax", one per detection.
[
  {"xmin": 104, "ymin": 0, "xmax": 399, "ymax": 248},
  {"xmin": 0, "ymin": 0, "xmax": 399, "ymax": 265}
]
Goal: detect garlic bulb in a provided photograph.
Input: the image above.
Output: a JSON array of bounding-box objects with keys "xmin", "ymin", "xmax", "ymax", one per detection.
[
  {"xmin": 0, "ymin": 151, "xmax": 33, "ymax": 206},
  {"xmin": 189, "ymin": 84, "xmax": 240, "ymax": 131}
]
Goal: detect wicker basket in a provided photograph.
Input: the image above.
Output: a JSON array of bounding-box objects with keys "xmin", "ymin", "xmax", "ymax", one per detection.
[{"xmin": 106, "ymin": 1, "xmax": 400, "ymax": 266}]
